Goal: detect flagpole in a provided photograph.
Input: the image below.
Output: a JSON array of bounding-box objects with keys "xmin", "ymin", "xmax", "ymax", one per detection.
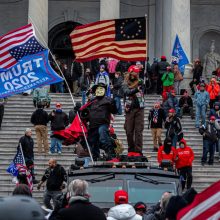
[
  {"xmin": 19, "ymin": 143, "xmax": 27, "ymax": 168},
  {"xmin": 28, "ymin": 17, "xmax": 94, "ymax": 165}
]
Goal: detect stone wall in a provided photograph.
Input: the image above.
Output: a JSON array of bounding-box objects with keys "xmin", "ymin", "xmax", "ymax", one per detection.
[
  {"xmin": 0, "ymin": 0, "xmax": 28, "ymax": 36},
  {"xmin": 191, "ymin": 0, "xmax": 220, "ymax": 62}
]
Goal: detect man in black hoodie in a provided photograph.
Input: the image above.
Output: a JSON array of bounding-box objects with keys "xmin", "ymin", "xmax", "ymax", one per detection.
[
  {"xmin": 37, "ymin": 158, "xmax": 67, "ymax": 210},
  {"xmin": 31, "ymin": 103, "xmax": 49, "ymax": 153}
]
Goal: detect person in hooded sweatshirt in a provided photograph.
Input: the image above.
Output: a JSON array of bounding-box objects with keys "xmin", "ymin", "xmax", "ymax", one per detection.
[
  {"xmin": 107, "ymin": 190, "xmax": 142, "ymax": 220},
  {"xmin": 157, "ymin": 137, "xmax": 176, "ymax": 168},
  {"xmin": 176, "ymin": 139, "xmax": 194, "ymax": 191}
]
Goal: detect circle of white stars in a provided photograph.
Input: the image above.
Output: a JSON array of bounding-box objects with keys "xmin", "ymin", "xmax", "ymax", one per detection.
[{"xmin": 120, "ymin": 18, "xmax": 142, "ymax": 39}]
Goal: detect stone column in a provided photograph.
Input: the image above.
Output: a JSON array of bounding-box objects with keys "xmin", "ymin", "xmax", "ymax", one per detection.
[
  {"xmin": 100, "ymin": 0, "xmax": 120, "ymax": 20},
  {"xmin": 161, "ymin": 0, "xmax": 191, "ymax": 62},
  {"xmin": 28, "ymin": 0, "xmax": 48, "ymax": 47}
]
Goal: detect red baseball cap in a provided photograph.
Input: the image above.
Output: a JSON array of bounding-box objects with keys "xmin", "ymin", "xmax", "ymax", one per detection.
[
  {"xmin": 56, "ymin": 102, "xmax": 61, "ymax": 107},
  {"xmin": 114, "ymin": 190, "xmax": 128, "ymax": 204},
  {"xmin": 210, "ymin": 116, "xmax": 216, "ymax": 120},
  {"xmin": 128, "ymin": 65, "xmax": 140, "ymax": 73},
  {"xmin": 169, "ymin": 108, "xmax": 175, "ymax": 113}
]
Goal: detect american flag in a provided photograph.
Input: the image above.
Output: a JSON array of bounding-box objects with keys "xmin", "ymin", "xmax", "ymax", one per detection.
[
  {"xmin": 0, "ymin": 23, "xmax": 46, "ymax": 69},
  {"xmin": 177, "ymin": 180, "xmax": 220, "ymax": 220},
  {"xmin": 12, "ymin": 146, "xmax": 33, "ymax": 191},
  {"xmin": 70, "ymin": 17, "xmax": 147, "ymax": 62}
]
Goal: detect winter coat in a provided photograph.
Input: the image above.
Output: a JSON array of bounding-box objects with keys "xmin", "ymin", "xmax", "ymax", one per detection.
[
  {"xmin": 157, "ymin": 61, "xmax": 170, "ymax": 76},
  {"xmin": 70, "ymin": 61, "xmax": 83, "ymax": 81},
  {"xmin": 79, "ymin": 75, "xmax": 91, "ymax": 91},
  {"xmin": 157, "ymin": 145, "xmax": 176, "ymax": 165},
  {"xmin": 163, "ymin": 94, "xmax": 179, "ymax": 113},
  {"xmin": 51, "ymin": 196, "xmax": 106, "ymax": 220},
  {"xmin": 122, "ymin": 84, "xmax": 145, "ymax": 111},
  {"xmin": 150, "ymin": 61, "xmax": 159, "ymax": 80},
  {"xmin": 192, "ymin": 65, "xmax": 203, "ymax": 83},
  {"xmin": 148, "ymin": 108, "xmax": 166, "ymax": 129},
  {"xmin": 89, "ymin": 97, "xmax": 117, "ymax": 128},
  {"xmin": 207, "ymin": 79, "xmax": 220, "ymax": 100},
  {"xmin": 112, "ymin": 76, "xmax": 124, "ymax": 98},
  {"xmin": 179, "ymin": 96, "xmax": 193, "ymax": 108},
  {"xmin": 107, "ymin": 204, "xmax": 142, "ymax": 220},
  {"xmin": 161, "ymin": 71, "xmax": 174, "ymax": 87},
  {"xmin": 49, "ymin": 110, "xmax": 69, "ymax": 131},
  {"xmin": 174, "ymin": 70, "xmax": 183, "ymax": 82},
  {"xmin": 108, "ymin": 59, "xmax": 118, "ymax": 74},
  {"xmin": 165, "ymin": 115, "xmax": 182, "ymax": 138},
  {"xmin": 209, "ymin": 107, "xmax": 220, "ymax": 120},
  {"xmin": 19, "ymin": 135, "xmax": 34, "ymax": 159},
  {"xmin": 199, "ymin": 122, "xmax": 218, "ymax": 143},
  {"xmin": 31, "ymin": 108, "xmax": 49, "ymax": 126},
  {"xmin": 194, "ymin": 91, "xmax": 210, "ymax": 107},
  {"xmin": 176, "ymin": 139, "xmax": 194, "ymax": 169},
  {"xmin": 41, "ymin": 164, "xmax": 67, "ymax": 191}
]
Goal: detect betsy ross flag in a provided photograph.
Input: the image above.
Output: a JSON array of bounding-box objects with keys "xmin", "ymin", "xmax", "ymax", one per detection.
[
  {"xmin": 177, "ymin": 180, "xmax": 220, "ymax": 220},
  {"xmin": 0, "ymin": 23, "xmax": 45, "ymax": 69},
  {"xmin": 7, "ymin": 145, "xmax": 33, "ymax": 192},
  {"xmin": 70, "ymin": 17, "xmax": 146, "ymax": 62}
]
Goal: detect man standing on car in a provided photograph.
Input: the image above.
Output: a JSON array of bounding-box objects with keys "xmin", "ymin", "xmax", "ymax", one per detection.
[
  {"xmin": 37, "ymin": 158, "xmax": 67, "ymax": 210},
  {"xmin": 123, "ymin": 66, "xmax": 145, "ymax": 154}
]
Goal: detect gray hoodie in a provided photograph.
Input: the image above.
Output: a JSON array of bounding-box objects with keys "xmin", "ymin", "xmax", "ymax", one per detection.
[{"xmin": 107, "ymin": 204, "xmax": 142, "ymax": 220}]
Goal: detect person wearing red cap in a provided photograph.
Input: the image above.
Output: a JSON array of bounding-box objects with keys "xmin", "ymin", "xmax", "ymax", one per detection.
[
  {"xmin": 176, "ymin": 139, "xmax": 194, "ymax": 191},
  {"xmin": 199, "ymin": 116, "xmax": 218, "ymax": 165},
  {"xmin": 164, "ymin": 108, "xmax": 183, "ymax": 147},
  {"xmin": 157, "ymin": 56, "xmax": 170, "ymax": 94},
  {"xmin": 122, "ymin": 67, "xmax": 145, "ymax": 154},
  {"xmin": 161, "ymin": 66, "xmax": 174, "ymax": 93},
  {"xmin": 107, "ymin": 190, "xmax": 142, "ymax": 220},
  {"xmin": 48, "ymin": 103, "xmax": 69, "ymax": 154}
]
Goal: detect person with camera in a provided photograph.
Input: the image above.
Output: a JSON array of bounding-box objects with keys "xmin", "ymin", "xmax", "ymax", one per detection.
[
  {"xmin": 164, "ymin": 108, "xmax": 183, "ymax": 148},
  {"xmin": 123, "ymin": 66, "xmax": 145, "ymax": 154},
  {"xmin": 37, "ymin": 158, "xmax": 67, "ymax": 210},
  {"xmin": 176, "ymin": 138, "xmax": 194, "ymax": 191},
  {"xmin": 157, "ymin": 137, "xmax": 177, "ymax": 169},
  {"xmin": 48, "ymin": 103, "xmax": 69, "ymax": 154},
  {"xmin": 199, "ymin": 116, "xmax": 218, "ymax": 165}
]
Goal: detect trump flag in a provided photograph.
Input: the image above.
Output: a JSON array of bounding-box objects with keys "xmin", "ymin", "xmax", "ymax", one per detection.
[{"xmin": 171, "ymin": 34, "xmax": 189, "ymax": 73}]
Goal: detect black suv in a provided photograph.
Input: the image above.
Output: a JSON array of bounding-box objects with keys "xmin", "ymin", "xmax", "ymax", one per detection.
[{"xmin": 68, "ymin": 162, "xmax": 181, "ymax": 210}]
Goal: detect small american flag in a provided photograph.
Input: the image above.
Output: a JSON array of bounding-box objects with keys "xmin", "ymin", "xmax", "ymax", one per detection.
[{"xmin": 0, "ymin": 23, "xmax": 46, "ymax": 69}]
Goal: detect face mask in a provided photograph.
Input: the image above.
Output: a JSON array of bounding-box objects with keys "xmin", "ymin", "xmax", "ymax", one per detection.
[
  {"xmin": 56, "ymin": 109, "xmax": 62, "ymax": 113},
  {"xmin": 180, "ymin": 144, "xmax": 185, "ymax": 148},
  {"xmin": 95, "ymin": 86, "xmax": 105, "ymax": 97}
]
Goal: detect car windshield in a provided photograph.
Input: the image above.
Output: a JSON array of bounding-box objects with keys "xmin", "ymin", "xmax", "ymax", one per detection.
[
  {"xmin": 88, "ymin": 180, "xmax": 123, "ymax": 203},
  {"xmin": 128, "ymin": 180, "xmax": 176, "ymax": 204}
]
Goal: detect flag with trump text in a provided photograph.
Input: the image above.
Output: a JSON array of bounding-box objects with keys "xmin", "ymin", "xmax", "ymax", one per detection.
[
  {"xmin": 177, "ymin": 180, "xmax": 220, "ymax": 220},
  {"xmin": 0, "ymin": 24, "xmax": 63, "ymax": 98},
  {"xmin": 70, "ymin": 17, "xmax": 147, "ymax": 62}
]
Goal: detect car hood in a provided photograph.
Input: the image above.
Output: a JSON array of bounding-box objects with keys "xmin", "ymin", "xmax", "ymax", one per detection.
[{"xmin": 107, "ymin": 204, "xmax": 142, "ymax": 220}]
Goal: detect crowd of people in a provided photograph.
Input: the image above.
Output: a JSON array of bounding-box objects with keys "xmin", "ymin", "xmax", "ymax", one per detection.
[{"xmin": 1, "ymin": 55, "xmax": 220, "ymax": 220}]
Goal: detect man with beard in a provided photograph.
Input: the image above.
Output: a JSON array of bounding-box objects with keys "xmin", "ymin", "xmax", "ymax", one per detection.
[
  {"xmin": 87, "ymin": 83, "xmax": 117, "ymax": 160},
  {"xmin": 123, "ymin": 66, "xmax": 145, "ymax": 154}
]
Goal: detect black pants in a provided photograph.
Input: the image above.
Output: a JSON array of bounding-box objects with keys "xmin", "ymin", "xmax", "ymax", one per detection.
[
  {"xmin": 178, "ymin": 166, "xmax": 193, "ymax": 190},
  {"xmin": 0, "ymin": 105, "xmax": 4, "ymax": 127}
]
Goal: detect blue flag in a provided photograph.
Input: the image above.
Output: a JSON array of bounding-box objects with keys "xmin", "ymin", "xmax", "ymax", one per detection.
[
  {"xmin": 6, "ymin": 162, "xmax": 18, "ymax": 177},
  {"xmin": 171, "ymin": 35, "xmax": 189, "ymax": 73},
  {"xmin": 0, "ymin": 50, "xmax": 63, "ymax": 98}
]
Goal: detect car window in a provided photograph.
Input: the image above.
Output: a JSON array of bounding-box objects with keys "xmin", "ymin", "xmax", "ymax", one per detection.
[
  {"xmin": 127, "ymin": 180, "xmax": 176, "ymax": 204},
  {"xmin": 88, "ymin": 180, "xmax": 123, "ymax": 203}
]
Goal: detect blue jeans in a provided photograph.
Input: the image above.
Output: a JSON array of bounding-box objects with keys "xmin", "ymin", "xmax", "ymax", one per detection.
[
  {"xmin": 50, "ymin": 137, "xmax": 62, "ymax": 153},
  {"xmin": 82, "ymin": 91, "xmax": 86, "ymax": 105},
  {"xmin": 171, "ymin": 134, "xmax": 178, "ymax": 148},
  {"xmin": 201, "ymin": 139, "xmax": 215, "ymax": 164},
  {"xmin": 114, "ymin": 96, "xmax": 122, "ymax": 115},
  {"xmin": 55, "ymin": 82, "xmax": 64, "ymax": 93},
  {"xmin": 195, "ymin": 105, "xmax": 206, "ymax": 127},
  {"xmin": 88, "ymin": 124, "xmax": 114, "ymax": 160}
]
